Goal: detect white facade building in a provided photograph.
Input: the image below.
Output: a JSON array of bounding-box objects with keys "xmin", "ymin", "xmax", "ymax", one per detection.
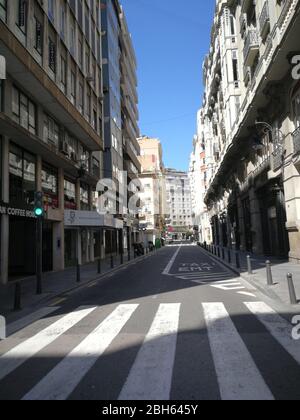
[{"xmin": 199, "ymin": 0, "xmax": 300, "ymax": 262}]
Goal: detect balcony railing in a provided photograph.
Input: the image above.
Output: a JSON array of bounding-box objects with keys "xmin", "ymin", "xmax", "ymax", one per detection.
[
  {"xmin": 293, "ymin": 126, "xmax": 300, "ymax": 154},
  {"xmin": 243, "ymin": 65, "xmax": 252, "ymax": 86},
  {"xmin": 240, "ymin": 13, "xmax": 247, "ymax": 35},
  {"xmin": 243, "ymin": 29, "xmax": 260, "ymax": 66},
  {"xmin": 259, "ymin": 1, "xmax": 270, "ymax": 39}
]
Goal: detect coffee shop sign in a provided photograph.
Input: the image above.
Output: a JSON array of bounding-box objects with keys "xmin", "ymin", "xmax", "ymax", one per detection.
[{"xmin": 0, "ymin": 204, "xmax": 36, "ymax": 218}]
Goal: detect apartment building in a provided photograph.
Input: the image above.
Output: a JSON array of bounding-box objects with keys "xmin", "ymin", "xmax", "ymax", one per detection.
[
  {"xmin": 165, "ymin": 168, "xmax": 192, "ymax": 240},
  {"xmin": 189, "ymin": 110, "xmax": 212, "ymax": 243},
  {"xmin": 101, "ymin": 0, "xmax": 141, "ymax": 253},
  {"xmin": 138, "ymin": 136, "xmax": 165, "ymax": 244},
  {"xmin": 201, "ymin": 0, "xmax": 300, "ymax": 262},
  {"xmin": 0, "ymin": 0, "xmax": 107, "ymax": 283}
]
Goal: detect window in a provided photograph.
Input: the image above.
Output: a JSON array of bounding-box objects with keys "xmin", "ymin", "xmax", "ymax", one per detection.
[
  {"xmin": 85, "ymin": 12, "xmax": 90, "ymax": 43},
  {"xmin": 49, "ymin": 38, "xmax": 57, "ymax": 73},
  {"xmin": 86, "ymin": 87, "xmax": 91, "ymax": 121},
  {"xmin": 48, "ymin": 0, "xmax": 55, "ymax": 23},
  {"xmin": 42, "ymin": 164, "xmax": 59, "ymax": 208},
  {"xmin": 78, "ymin": 143, "xmax": 90, "ymax": 171},
  {"xmin": 0, "ymin": 0, "xmax": 7, "ymax": 22},
  {"xmin": 34, "ymin": 17, "xmax": 43, "ymax": 55},
  {"xmin": 44, "ymin": 114, "xmax": 60, "ymax": 147},
  {"xmin": 78, "ymin": 82, "xmax": 84, "ymax": 113},
  {"xmin": 92, "ymin": 156, "xmax": 100, "ymax": 177},
  {"xmin": 17, "ymin": 0, "xmax": 27, "ymax": 34},
  {"xmin": 9, "ymin": 144, "xmax": 36, "ymax": 206},
  {"xmin": 78, "ymin": 38, "xmax": 83, "ymax": 68},
  {"xmin": 60, "ymin": 1, "xmax": 66, "ymax": 39},
  {"xmin": 80, "ymin": 183, "xmax": 89, "ymax": 210},
  {"xmin": 70, "ymin": 18, "xmax": 75, "ymax": 56},
  {"xmin": 71, "ymin": 71, "xmax": 76, "ymax": 104},
  {"xmin": 64, "ymin": 179, "xmax": 76, "ymax": 209},
  {"xmin": 60, "ymin": 55, "xmax": 67, "ymax": 93},
  {"xmin": 12, "ymin": 86, "xmax": 36, "ymax": 134}
]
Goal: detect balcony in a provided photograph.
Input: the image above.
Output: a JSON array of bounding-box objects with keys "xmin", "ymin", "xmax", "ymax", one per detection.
[
  {"xmin": 244, "ymin": 65, "xmax": 252, "ymax": 87},
  {"xmin": 243, "ymin": 29, "xmax": 260, "ymax": 67},
  {"xmin": 293, "ymin": 126, "xmax": 300, "ymax": 154},
  {"xmin": 240, "ymin": 13, "xmax": 247, "ymax": 35},
  {"xmin": 259, "ymin": 1, "xmax": 270, "ymax": 40}
]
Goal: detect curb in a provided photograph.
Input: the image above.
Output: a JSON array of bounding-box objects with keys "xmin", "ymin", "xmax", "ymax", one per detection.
[{"xmin": 5, "ymin": 249, "xmax": 164, "ymax": 324}]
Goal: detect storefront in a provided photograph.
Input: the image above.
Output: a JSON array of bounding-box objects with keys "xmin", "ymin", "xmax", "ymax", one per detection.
[
  {"xmin": 64, "ymin": 210, "xmax": 124, "ymax": 266},
  {"xmin": 0, "ymin": 202, "xmax": 37, "ymax": 279}
]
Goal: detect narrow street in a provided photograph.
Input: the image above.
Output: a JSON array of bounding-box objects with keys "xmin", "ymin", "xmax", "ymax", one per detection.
[{"xmin": 0, "ymin": 245, "xmax": 299, "ymax": 401}]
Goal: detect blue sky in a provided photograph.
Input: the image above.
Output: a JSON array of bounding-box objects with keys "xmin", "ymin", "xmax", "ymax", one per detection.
[{"xmin": 121, "ymin": 0, "xmax": 215, "ymax": 171}]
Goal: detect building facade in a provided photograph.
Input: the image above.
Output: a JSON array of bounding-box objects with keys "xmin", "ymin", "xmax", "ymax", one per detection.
[
  {"xmin": 101, "ymin": 0, "xmax": 141, "ymax": 253},
  {"xmin": 189, "ymin": 109, "xmax": 212, "ymax": 243},
  {"xmin": 0, "ymin": 0, "xmax": 106, "ymax": 284},
  {"xmin": 138, "ymin": 136, "xmax": 165, "ymax": 244},
  {"xmin": 165, "ymin": 168, "xmax": 192, "ymax": 240},
  {"xmin": 200, "ymin": 0, "xmax": 300, "ymax": 263}
]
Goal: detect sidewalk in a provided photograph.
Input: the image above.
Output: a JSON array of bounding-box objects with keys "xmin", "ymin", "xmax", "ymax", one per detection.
[
  {"xmin": 0, "ymin": 250, "xmax": 155, "ymax": 321},
  {"xmin": 201, "ymin": 244, "xmax": 300, "ymax": 307}
]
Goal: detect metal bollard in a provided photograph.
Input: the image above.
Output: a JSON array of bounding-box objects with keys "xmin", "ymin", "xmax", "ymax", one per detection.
[
  {"xmin": 76, "ymin": 260, "xmax": 81, "ymax": 283},
  {"xmin": 97, "ymin": 258, "xmax": 102, "ymax": 274},
  {"xmin": 217, "ymin": 247, "xmax": 221, "ymax": 258},
  {"xmin": 222, "ymin": 248, "xmax": 225, "ymax": 260},
  {"xmin": 266, "ymin": 261, "xmax": 273, "ymax": 286},
  {"xmin": 235, "ymin": 252, "xmax": 241, "ymax": 269},
  {"xmin": 120, "ymin": 252, "xmax": 124, "ymax": 265},
  {"xmin": 14, "ymin": 282, "xmax": 21, "ymax": 311},
  {"xmin": 111, "ymin": 255, "xmax": 114, "ymax": 269},
  {"xmin": 228, "ymin": 249, "xmax": 231, "ymax": 264},
  {"xmin": 128, "ymin": 249, "xmax": 131, "ymax": 262},
  {"xmin": 287, "ymin": 273, "xmax": 298, "ymax": 305},
  {"xmin": 247, "ymin": 255, "xmax": 253, "ymax": 275}
]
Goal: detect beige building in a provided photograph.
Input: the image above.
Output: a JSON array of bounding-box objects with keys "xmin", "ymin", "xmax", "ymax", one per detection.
[
  {"xmin": 200, "ymin": 0, "xmax": 300, "ymax": 263},
  {"xmin": 138, "ymin": 136, "xmax": 166, "ymax": 243}
]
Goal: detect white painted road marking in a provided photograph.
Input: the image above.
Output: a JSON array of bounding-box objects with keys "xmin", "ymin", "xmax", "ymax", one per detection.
[
  {"xmin": 210, "ymin": 283, "xmax": 245, "ymax": 291},
  {"xmin": 237, "ymin": 292, "xmax": 256, "ymax": 298},
  {"xmin": 245, "ymin": 302, "xmax": 300, "ymax": 365},
  {"xmin": 23, "ymin": 304, "xmax": 139, "ymax": 400},
  {"xmin": 0, "ymin": 306, "xmax": 96, "ymax": 382},
  {"xmin": 6, "ymin": 307, "xmax": 59, "ymax": 337},
  {"xmin": 118, "ymin": 303, "xmax": 180, "ymax": 401},
  {"xmin": 202, "ymin": 302, "xmax": 274, "ymax": 400},
  {"xmin": 162, "ymin": 246, "xmax": 181, "ymax": 275}
]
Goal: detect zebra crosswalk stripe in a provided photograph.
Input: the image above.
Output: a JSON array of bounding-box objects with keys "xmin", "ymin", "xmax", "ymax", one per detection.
[
  {"xmin": 202, "ymin": 302, "xmax": 274, "ymax": 400},
  {"xmin": 118, "ymin": 303, "xmax": 180, "ymax": 401},
  {"xmin": 0, "ymin": 306, "xmax": 96, "ymax": 382},
  {"xmin": 244, "ymin": 302, "xmax": 300, "ymax": 365},
  {"xmin": 22, "ymin": 304, "xmax": 139, "ymax": 401}
]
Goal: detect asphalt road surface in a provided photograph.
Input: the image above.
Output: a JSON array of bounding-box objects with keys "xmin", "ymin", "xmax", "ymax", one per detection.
[{"xmin": 0, "ymin": 245, "xmax": 300, "ymax": 400}]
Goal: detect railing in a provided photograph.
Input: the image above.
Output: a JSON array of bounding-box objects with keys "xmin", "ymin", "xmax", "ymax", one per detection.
[
  {"xmin": 243, "ymin": 65, "xmax": 252, "ymax": 86},
  {"xmin": 244, "ymin": 29, "xmax": 260, "ymax": 62},
  {"xmin": 293, "ymin": 126, "xmax": 300, "ymax": 154},
  {"xmin": 259, "ymin": 1, "xmax": 270, "ymax": 37},
  {"xmin": 240, "ymin": 13, "xmax": 247, "ymax": 34}
]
